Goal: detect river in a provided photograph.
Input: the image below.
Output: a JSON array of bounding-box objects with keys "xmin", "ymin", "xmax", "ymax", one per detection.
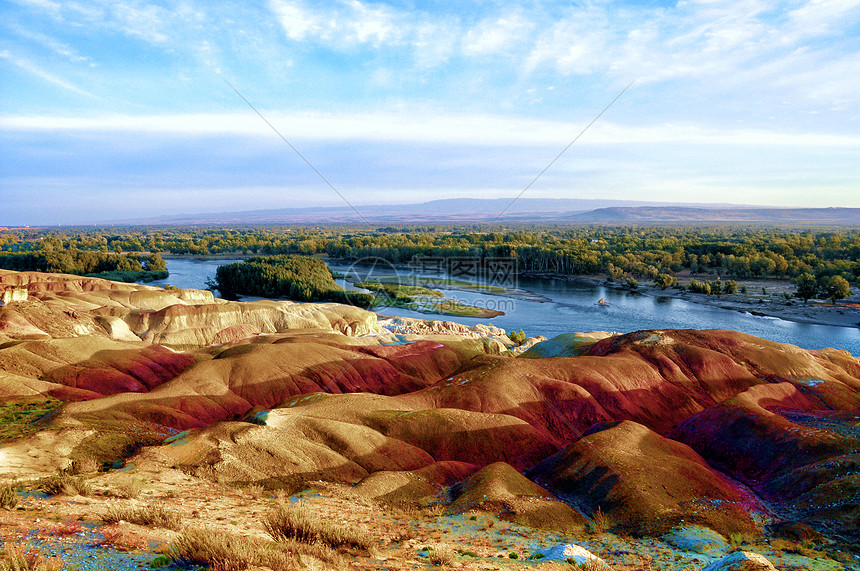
[{"xmin": 145, "ymin": 258, "xmax": 860, "ymax": 356}]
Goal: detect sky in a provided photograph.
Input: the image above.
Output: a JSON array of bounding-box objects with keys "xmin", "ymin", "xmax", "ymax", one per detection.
[{"xmin": 1, "ymin": 0, "xmax": 859, "ymax": 225}]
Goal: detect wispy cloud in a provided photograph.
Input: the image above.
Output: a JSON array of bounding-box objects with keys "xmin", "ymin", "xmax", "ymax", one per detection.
[{"xmin": 0, "ymin": 51, "xmax": 97, "ymax": 97}]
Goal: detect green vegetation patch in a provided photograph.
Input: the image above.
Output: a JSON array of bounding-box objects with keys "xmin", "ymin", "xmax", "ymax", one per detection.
[
  {"xmin": 214, "ymin": 255, "xmax": 375, "ymax": 308},
  {"xmin": 420, "ymin": 299, "xmax": 504, "ymax": 318},
  {"xmin": 0, "ymin": 399, "xmax": 62, "ymax": 443},
  {"xmin": 355, "ymin": 281, "xmax": 444, "ymax": 302},
  {"xmin": 84, "ymin": 270, "xmax": 168, "ymax": 283}
]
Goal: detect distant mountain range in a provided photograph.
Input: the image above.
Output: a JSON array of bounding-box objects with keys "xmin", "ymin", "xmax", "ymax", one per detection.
[{"xmin": 119, "ymin": 199, "xmax": 860, "ymax": 226}]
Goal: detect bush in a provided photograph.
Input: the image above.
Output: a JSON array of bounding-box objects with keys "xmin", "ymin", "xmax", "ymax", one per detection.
[
  {"xmin": 507, "ymin": 329, "xmax": 526, "ymax": 345},
  {"xmin": 264, "ymin": 502, "xmax": 373, "ymax": 552},
  {"xmin": 0, "ymin": 544, "xmax": 64, "ymax": 571},
  {"xmin": 427, "ymin": 544, "xmax": 456, "ymax": 566},
  {"xmin": 0, "ymin": 486, "xmax": 17, "ymax": 510},
  {"xmin": 39, "ymin": 473, "xmax": 91, "ymax": 497},
  {"xmin": 169, "ymin": 527, "xmax": 296, "ymax": 571},
  {"xmin": 588, "ymin": 506, "xmax": 610, "ymax": 534},
  {"xmin": 110, "ymin": 477, "xmax": 144, "ymax": 499},
  {"xmin": 102, "ymin": 502, "xmax": 182, "ymax": 530},
  {"xmin": 653, "ymin": 273, "xmax": 677, "ymax": 289}
]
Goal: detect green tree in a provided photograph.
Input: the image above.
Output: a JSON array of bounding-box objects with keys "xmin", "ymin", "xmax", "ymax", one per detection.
[
  {"xmin": 653, "ymin": 273, "xmax": 677, "ymax": 290},
  {"xmin": 507, "ymin": 329, "xmax": 526, "ymax": 345},
  {"xmin": 820, "ymin": 275, "xmax": 851, "ymax": 304},
  {"xmin": 723, "ymin": 280, "xmax": 738, "ymax": 295},
  {"xmin": 794, "ymin": 273, "xmax": 818, "ymax": 303}
]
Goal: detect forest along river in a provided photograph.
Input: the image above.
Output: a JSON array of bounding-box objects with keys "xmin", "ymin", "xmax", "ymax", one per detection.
[{"xmin": 146, "ymin": 258, "xmax": 860, "ymax": 356}]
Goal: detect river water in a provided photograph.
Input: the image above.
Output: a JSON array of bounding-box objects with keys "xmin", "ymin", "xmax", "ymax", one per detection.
[{"xmin": 146, "ymin": 258, "xmax": 860, "ymax": 356}]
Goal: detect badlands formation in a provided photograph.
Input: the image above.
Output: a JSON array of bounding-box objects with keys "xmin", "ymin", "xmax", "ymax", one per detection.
[{"xmin": 1, "ymin": 268, "xmax": 859, "ymax": 570}]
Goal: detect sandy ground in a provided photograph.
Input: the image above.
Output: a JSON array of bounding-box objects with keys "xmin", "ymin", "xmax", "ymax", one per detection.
[{"xmin": 1, "ymin": 466, "xmax": 852, "ymax": 571}]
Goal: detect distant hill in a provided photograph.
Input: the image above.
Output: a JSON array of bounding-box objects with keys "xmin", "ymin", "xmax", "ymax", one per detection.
[
  {"xmin": 114, "ymin": 199, "xmax": 860, "ymax": 226},
  {"xmin": 568, "ymin": 206, "xmax": 860, "ymax": 224}
]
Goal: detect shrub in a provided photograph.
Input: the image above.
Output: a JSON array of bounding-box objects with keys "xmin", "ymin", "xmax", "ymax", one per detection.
[
  {"xmin": 102, "ymin": 502, "xmax": 182, "ymax": 530},
  {"xmin": 654, "ymin": 273, "xmax": 677, "ymax": 289},
  {"xmin": 168, "ymin": 528, "xmax": 296, "ymax": 571},
  {"xmin": 264, "ymin": 502, "xmax": 373, "ymax": 552},
  {"xmin": 0, "ymin": 486, "xmax": 17, "ymax": 510},
  {"xmin": 0, "ymin": 544, "xmax": 64, "ymax": 571},
  {"xmin": 111, "ymin": 477, "xmax": 144, "ymax": 499},
  {"xmin": 507, "ymin": 329, "xmax": 526, "ymax": 345},
  {"xmin": 567, "ymin": 556, "xmax": 605, "ymax": 570},
  {"xmin": 588, "ymin": 506, "xmax": 610, "ymax": 534},
  {"xmin": 39, "ymin": 473, "xmax": 91, "ymax": 497},
  {"xmin": 426, "ymin": 544, "xmax": 456, "ymax": 566}
]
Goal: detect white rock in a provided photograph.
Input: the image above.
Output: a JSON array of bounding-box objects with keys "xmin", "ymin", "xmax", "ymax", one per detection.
[
  {"xmin": 537, "ymin": 543, "xmax": 610, "ymax": 568},
  {"xmin": 702, "ymin": 550, "xmax": 777, "ymax": 571}
]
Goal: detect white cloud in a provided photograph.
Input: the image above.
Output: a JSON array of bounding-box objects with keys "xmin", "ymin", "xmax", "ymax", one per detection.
[
  {"xmin": 3, "ymin": 112, "xmax": 859, "ymax": 149},
  {"xmin": 464, "ymin": 13, "xmax": 534, "ymax": 55},
  {"xmin": 269, "ymin": 0, "xmax": 320, "ymax": 42},
  {"xmin": 111, "ymin": 3, "xmax": 170, "ymax": 43},
  {"xmin": 269, "ymin": 0, "xmax": 401, "ymax": 46}
]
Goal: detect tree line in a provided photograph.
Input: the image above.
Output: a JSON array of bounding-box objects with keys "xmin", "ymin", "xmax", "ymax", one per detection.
[
  {"xmin": 0, "ymin": 248, "xmax": 167, "ymax": 282},
  {"xmin": 2, "ymin": 225, "xmax": 858, "ymax": 287}
]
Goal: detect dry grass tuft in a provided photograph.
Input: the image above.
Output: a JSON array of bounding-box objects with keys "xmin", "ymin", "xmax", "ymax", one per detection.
[
  {"xmin": 38, "ymin": 472, "xmax": 91, "ymax": 497},
  {"xmin": 264, "ymin": 502, "xmax": 374, "ymax": 553},
  {"xmin": 102, "ymin": 502, "xmax": 182, "ymax": 530},
  {"xmin": 242, "ymin": 483, "xmax": 266, "ymax": 500},
  {"xmin": 0, "ymin": 544, "xmax": 64, "ymax": 571},
  {"xmin": 567, "ymin": 555, "xmax": 605, "ymax": 570},
  {"xmin": 588, "ymin": 506, "xmax": 610, "ymax": 534},
  {"xmin": 0, "ymin": 486, "xmax": 17, "ymax": 510},
  {"xmin": 168, "ymin": 527, "xmax": 297, "ymax": 571},
  {"xmin": 426, "ymin": 544, "xmax": 457, "ymax": 567},
  {"xmin": 110, "ymin": 476, "xmax": 145, "ymax": 499}
]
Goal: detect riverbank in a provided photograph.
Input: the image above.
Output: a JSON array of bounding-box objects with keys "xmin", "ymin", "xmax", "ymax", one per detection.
[{"xmin": 554, "ymin": 274, "xmax": 860, "ymax": 330}]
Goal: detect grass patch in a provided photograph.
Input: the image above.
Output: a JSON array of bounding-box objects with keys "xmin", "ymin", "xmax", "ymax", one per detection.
[
  {"xmin": 264, "ymin": 502, "xmax": 373, "ymax": 552},
  {"xmin": 38, "ymin": 472, "xmax": 91, "ymax": 497},
  {"xmin": 567, "ymin": 556, "xmax": 605, "ymax": 570},
  {"xmin": 419, "ymin": 299, "xmax": 503, "ymax": 318},
  {"xmin": 109, "ymin": 476, "xmax": 145, "ymax": 499},
  {"xmin": 0, "ymin": 544, "xmax": 64, "ymax": 571},
  {"xmin": 102, "ymin": 502, "xmax": 182, "ymax": 530},
  {"xmin": 168, "ymin": 527, "xmax": 297, "ymax": 571},
  {"xmin": 426, "ymin": 544, "xmax": 456, "ymax": 566},
  {"xmin": 0, "ymin": 399, "xmax": 62, "ymax": 444},
  {"xmin": 0, "ymin": 486, "xmax": 17, "ymax": 510}
]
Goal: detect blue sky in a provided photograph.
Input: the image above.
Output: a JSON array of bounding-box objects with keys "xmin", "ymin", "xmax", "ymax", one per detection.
[{"xmin": 1, "ymin": 0, "xmax": 859, "ymax": 225}]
